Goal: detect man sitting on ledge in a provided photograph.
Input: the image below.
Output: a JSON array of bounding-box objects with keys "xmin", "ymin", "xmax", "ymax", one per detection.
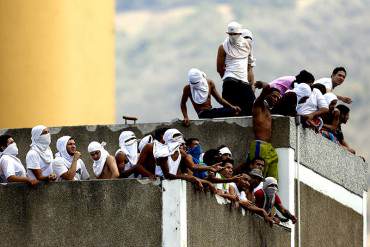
[{"xmin": 181, "ymin": 68, "xmax": 241, "ymax": 127}]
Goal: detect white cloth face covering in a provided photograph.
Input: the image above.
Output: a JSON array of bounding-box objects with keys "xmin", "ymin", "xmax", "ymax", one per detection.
[
  {"xmin": 188, "ymin": 68, "xmax": 209, "ymax": 104},
  {"xmin": 88, "ymin": 141, "xmax": 109, "ymax": 177}
]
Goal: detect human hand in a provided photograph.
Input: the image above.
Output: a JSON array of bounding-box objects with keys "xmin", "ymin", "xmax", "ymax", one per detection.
[
  {"xmin": 192, "ymin": 177, "xmax": 204, "ymax": 191},
  {"xmin": 183, "ymin": 117, "xmax": 190, "ymax": 127},
  {"xmin": 255, "ymin": 81, "xmax": 264, "ymax": 89},
  {"xmin": 340, "ymin": 96, "xmax": 352, "ymax": 104},
  {"xmin": 28, "ymin": 179, "xmax": 39, "ymax": 186},
  {"xmin": 48, "ymin": 173, "xmax": 57, "ymax": 181},
  {"xmin": 232, "ymin": 106, "xmax": 241, "ymax": 115},
  {"xmin": 290, "ymin": 215, "xmax": 297, "ymax": 224},
  {"xmin": 73, "ymin": 151, "xmax": 81, "ymax": 162}
]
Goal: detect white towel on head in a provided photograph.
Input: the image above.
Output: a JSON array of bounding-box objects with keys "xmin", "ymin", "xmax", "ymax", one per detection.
[
  {"xmin": 153, "ymin": 140, "xmax": 170, "ymax": 158},
  {"xmin": 138, "ymin": 135, "xmax": 153, "ymax": 153},
  {"xmin": 188, "ymin": 68, "xmax": 209, "ymax": 104},
  {"xmin": 88, "ymin": 141, "xmax": 109, "ymax": 177},
  {"xmin": 163, "ymin": 129, "xmax": 185, "ymax": 155},
  {"xmin": 324, "ymin": 92, "xmax": 338, "ymax": 105},
  {"xmin": 223, "ymin": 36, "xmax": 249, "ymax": 59},
  {"xmin": 219, "ymin": 147, "xmax": 232, "ymax": 156},
  {"xmin": 55, "ymin": 136, "xmax": 73, "ymax": 164},
  {"xmin": 118, "ymin": 131, "xmax": 138, "ymax": 165},
  {"xmin": 30, "ymin": 125, "xmax": 53, "ymax": 164}
]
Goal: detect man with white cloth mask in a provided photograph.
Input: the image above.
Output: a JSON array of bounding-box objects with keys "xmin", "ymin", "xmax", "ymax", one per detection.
[
  {"xmin": 116, "ymin": 131, "xmax": 154, "ymax": 178},
  {"xmin": 254, "ymin": 177, "xmax": 297, "ymax": 225},
  {"xmin": 181, "ymin": 68, "xmax": 241, "ymax": 126},
  {"xmin": 88, "ymin": 141, "xmax": 119, "ymax": 179},
  {"xmin": 0, "ymin": 134, "xmax": 39, "ymax": 185},
  {"xmin": 217, "ymin": 21, "xmax": 256, "ymax": 116},
  {"xmin": 53, "ymin": 136, "xmax": 90, "ymax": 181},
  {"xmin": 26, "ymin": 125, "xmax": 56, "ymax": 181},
  {"xmin": 159, "ymin": 129, "xmax": 218, "ymax": 191}
]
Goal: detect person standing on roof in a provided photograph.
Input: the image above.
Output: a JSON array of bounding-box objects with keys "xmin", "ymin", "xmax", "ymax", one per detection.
[{"xmin": 217, "ymin": 21, "xmax": 256, "ymax": 116}]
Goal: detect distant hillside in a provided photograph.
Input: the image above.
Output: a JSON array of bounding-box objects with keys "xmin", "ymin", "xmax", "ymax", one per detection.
[{"xmin": 115, "ymin": 0, "xmax": 370, "ymax": 161}]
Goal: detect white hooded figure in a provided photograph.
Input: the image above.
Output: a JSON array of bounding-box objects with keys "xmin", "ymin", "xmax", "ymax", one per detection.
[
  {"xmin": 26, "ymin": 125, "xmax": 54, "ymax": 180},
  {"xmin": 53, "ymin": 136, "xmax": 89, "ymax": 181},
  {"xmin": 138, "ymin": 135, "xmax": 153, "ymax": 153},
  {"xmin": 262, "ymin": 177, "xmax": 279, "ymax": 214},
  {"xmin": 88, "ymin": 141, "xmax": 109, "ymax": 178},
  {"xmin": 116, "ymin": 131, "xmax": 138, "ymax": 178},
  {"xmin": 0, "ymin": 139, "xmax": 26, "ymax": 183},
  {"xmin": 188, "ymin": 68, "xmax": 209, "ymax": 105},
  {"xmin": 163, "ymin": 129, "xmax": 185, "ymax": 175}
]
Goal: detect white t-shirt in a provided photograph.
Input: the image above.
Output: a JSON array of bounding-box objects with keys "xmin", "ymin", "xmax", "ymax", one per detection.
[
  {"xmin": 314, "ymin": 77, "xmax": 333, "ymax": 92},
  {"xmin": 0, "ymin": 155, "xmax": 27, "ymax": 182},
  {"xmin": 297, "ymin": 88, "xmax": 328, "ymax": 115},
  {"xmin": 26, "ymin": 150, "xmax": 53, "ymax": 180},
  {"xmin": 53, "ymin": 158, "xmax": 89, "ymax": 181}
]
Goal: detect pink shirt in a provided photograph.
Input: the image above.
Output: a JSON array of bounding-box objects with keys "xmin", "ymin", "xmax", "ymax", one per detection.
[{"xmin": 269, "ymin": 76, "xmax": 296, "ymax": 94}]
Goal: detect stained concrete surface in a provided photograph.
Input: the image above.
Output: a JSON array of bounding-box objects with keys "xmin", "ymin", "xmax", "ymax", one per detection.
[
  {"xmin": 0, "ymin": 179, "xmax": 162, "ymax": 247},
  {"xmin": 298, "ymin": 182, "xmax": 363, "ymax": 247},
  {"xmin": 187, "ymin": 185, "xmax": 291, "ymax": 247}
]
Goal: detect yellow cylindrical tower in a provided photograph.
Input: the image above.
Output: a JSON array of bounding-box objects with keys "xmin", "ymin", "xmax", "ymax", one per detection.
[{"xmin": 0, "ymin": 0, "xmax": 115, "ymax": 128}]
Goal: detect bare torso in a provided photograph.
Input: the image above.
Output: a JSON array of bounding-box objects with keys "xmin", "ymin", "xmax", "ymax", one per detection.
[
  {"xmin": 98, "ymin": 155, "xmax": 115, "ymax": 179},
  {"xmin": 252, "ymin": 103, "xmax": 272, "ymax": 142},
  {"xmin": 185, "ymin": 80, "xmax": 212, "ymax": 113}
]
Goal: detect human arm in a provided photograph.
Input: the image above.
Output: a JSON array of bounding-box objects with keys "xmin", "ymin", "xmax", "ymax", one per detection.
[
  {"xmin": 158, "ymin": 157, "xmax": 203, "ymax": 190},
  {"xmin": 60, "ymin": 151, "xmax": 80, "ymax": 180},
  {"xmin": 216, "ymin": 45, "xmax": 226, "ymax": 78},
  {"xmin": 209, "ymin": 80, "xmax": 241, "ymax": 114},
  {"xmin": 248, "ymin": 65, "xmax": 255, "ymax": 88},
  {"xmin": 30, "ymin": 169, "xmax": 56, "ymax": 181},
  {"xmin": 180, "ymin": 86, "xmax": 190, "ymax": 127},
  {"xmin": 322, "ymin": 109, "xmax": 340, "ymax": 130},
  {"xmin": 239, "ymin": 200, "xmax": 274, "ymax": 225},
  {"xmin": 106, "ymin": 155, "xmax": 120, "ymax": 178},
  {"xmin": 7, "ymin": 175, "xmax": 39, "ymax": 186},
  {"xmin": 275, "ymin": 195, "xmax": 297, "ymax": 224},
  {"xmin": 337, "ymin": 95, "xmax": 352, "ymax": 104},
  {"xmin": 339, "ymin": 139, "xmax": 356, "ymax": 154}
]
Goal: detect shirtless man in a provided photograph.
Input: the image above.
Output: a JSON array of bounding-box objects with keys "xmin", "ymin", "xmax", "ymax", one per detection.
[
  {"xmin": 247, "ymin": 84, "xmax": 281, "ymax": 179},
  {"xmin": 181, "ymin": 68, "xmax": 240, "ymax": 126},
  {"xmin": 88, "ymin": 141, "xmax": 119, "ymax": 179}
]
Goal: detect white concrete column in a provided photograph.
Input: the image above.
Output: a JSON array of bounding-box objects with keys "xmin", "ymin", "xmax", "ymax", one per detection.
[{"xmin": 162, "ymin": 179, "xmax": 188, "ymax": 247}]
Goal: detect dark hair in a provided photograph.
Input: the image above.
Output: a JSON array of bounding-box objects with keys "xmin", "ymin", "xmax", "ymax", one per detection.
[
  {"xmin": 250, "ymin": 157, "xmax": 265, "ymax": 164},
  {"xmin": 270, "ymin": 87, "xmax": 281, "ymax": 94},
  {"xmin": 332, "ymin": 67, "xmax": 346, "ymax": 76},
  {"xmin": 221, "ymin": 158, "xmax": 234, "ymax": 166},
  {"xmin": 312, "ymin": 84, "xmax": 326, "ymax": 94},
  {"xmin": 153, "ymin": 127, "xmax": 169, "ymax": 141},
  {"xmin": 336, "ymin": 104, "xmax": 350, "ymax": 115},
  {"xmin": 0, "ymin": 134, "xmax": 12, "ymax": 151},
  {"xmin": 203, "ymin": 149, "xmax": 220, "ymax": 166},
  {"xmin": 295, "ymin": 70, "xmax": 315, "ymax": 84},
  {"xmin": 186, "ymin": 138, "xmax": 199, "ymax": 146}
]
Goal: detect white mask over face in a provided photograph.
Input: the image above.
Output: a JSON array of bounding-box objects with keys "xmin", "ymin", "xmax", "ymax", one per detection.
[
  {"xmin": 229, "ymin": 34, "xmax": 241, "ymax": 44},
  {"xmin": 3, "ymin": 143, "xmax": 19, "ymax": 156},
  {"xmin": 38, "ymin": 133, "xmax": 51, "ymax": 146}
]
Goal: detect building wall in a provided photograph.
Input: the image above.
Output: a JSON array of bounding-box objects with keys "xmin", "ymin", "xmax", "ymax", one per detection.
[
  {"xmin": 0, "ymin": 179, "xmax": 163, "ymax": 247},
  {"xmin": 298, "ymin": 183, "xmax": 363, "ymax": 247},
  {"xmin": 0, "ymin": 0, "xmax": 115, "ymax": 128}
]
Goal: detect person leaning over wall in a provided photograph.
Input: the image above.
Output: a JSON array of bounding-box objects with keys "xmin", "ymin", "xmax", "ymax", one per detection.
[
  {"xmin": 0, "ymin": 134, "xmax": 39, "ymax": 186},
  {"xmin": 53, "ymin": 136, "xmax": 90, "ymax": 181},
  {"xmin": 26, "ymin": 125, "xmax": 57, "ymax": 182}
]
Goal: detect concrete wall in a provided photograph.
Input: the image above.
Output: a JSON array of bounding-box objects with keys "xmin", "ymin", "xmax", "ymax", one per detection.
[
  {"xmin": 298, "ymin": 183, "xmax": 363, "ymax": 247},
  {"xmin": 187, "ymin": 185, "xmax": 291, "ymax": 247},
  {"xmin": 0, "ymin": 179, "xmax": 162, "ymax": 247}
]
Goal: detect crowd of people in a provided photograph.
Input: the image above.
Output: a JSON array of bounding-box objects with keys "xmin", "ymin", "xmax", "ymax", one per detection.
[
  {"xmin": 181, "ymin": 21, "xmax": 356, "ymax": 155},
  {"xmin": 0, "ymin": 21, "xmax": 358, "ymax": 227},
  {"xmin": 0, "ymin": 124, "xmax": 296, "ymax": 226}
]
